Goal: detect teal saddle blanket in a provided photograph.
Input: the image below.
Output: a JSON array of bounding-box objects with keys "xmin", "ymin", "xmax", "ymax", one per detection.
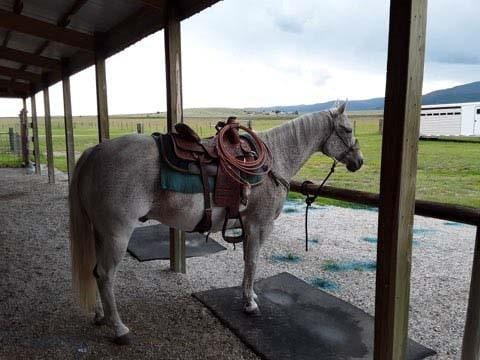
[
  {"xmin": 154, "ymin": 133, "xmax": 261, "ymax": 194},
  {"xmin": 160, "ymin": 164, "xmax": 216, "ymax": 194}
]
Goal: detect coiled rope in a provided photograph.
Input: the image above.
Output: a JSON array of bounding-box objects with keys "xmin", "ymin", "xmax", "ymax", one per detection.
[{"xmin": 216, "ymin": 120, "xmax": 273, "ymax": 186}]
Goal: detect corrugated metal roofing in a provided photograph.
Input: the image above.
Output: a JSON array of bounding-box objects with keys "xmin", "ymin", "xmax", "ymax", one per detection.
[{"xmin": 0, "ymin": 0, "xmax": 221, "ymax": 98}]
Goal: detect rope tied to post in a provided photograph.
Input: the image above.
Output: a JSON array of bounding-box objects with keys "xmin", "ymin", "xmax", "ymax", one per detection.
[{"xmin": 301, "ymin": 159, "xmax": 337, "ymax": 251}]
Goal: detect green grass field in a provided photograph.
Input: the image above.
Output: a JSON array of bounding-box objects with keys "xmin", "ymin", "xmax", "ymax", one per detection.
[{"xmin": 1, "ymin": 113, "xmax": 478, "ymax": 208}]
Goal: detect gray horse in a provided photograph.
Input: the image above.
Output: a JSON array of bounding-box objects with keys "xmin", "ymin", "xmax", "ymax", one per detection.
[{"xmin": 69, "ymin": 103, "xmax": 363, "ymax": 344}]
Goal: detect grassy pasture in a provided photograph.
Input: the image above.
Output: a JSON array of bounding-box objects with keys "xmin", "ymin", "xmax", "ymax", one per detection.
[{"xmin": 0, "ymin": 113, "xmax": 478, "ymax": 208}]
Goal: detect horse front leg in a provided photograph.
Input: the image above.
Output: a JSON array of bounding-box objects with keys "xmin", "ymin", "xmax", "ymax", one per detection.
[{"xmin": 242, "ymin": 221, "xmax": 273, "ymax": 315}]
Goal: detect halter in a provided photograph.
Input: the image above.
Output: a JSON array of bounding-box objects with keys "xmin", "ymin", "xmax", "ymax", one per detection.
[
  {"xmin": 321, "ymin": 110, "xmax": 360, "ymax": 163},
  {"xmin": 301, "ymin": 111, "xmax": 360, "ymax": 251}
]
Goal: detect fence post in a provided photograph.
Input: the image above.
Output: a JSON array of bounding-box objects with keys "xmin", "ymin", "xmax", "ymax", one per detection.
[
  {"xmin": 20, "ymin": 99, "xmax": 29, "ymax": 166},
  {"xmin": 137, "ymin": 123, "xmax": 144, "ymax": 134},
  {"xmin": 379, "ymin": 117, "xmax": 384, "ymax": 135},
  {"xmin": 353, "ymin": 120, "xmax": 357, "ymax": 136},
  {"xmin": 8, "ymin": 127, "xmax": 14, "ymax": 151}
]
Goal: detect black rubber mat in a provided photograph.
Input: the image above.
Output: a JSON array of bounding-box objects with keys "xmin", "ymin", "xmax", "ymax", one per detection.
[
  {"xmin": 193, "ymin": 272, "xmax": 436, "ymax": 360},
  {"xmin": 127, "ymin": 224, "xmax": 226, "ymax": 261}
]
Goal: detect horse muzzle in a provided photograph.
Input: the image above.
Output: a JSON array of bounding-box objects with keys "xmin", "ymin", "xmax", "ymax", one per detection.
[{"xmin": 345, "ymin": 150, "xmax": 363, "ymax": 172}]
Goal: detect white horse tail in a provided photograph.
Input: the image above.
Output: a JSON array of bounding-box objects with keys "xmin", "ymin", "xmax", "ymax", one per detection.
[{"xmin": 69, "ymin": 148, "xmax": 97, "ymax": 312}]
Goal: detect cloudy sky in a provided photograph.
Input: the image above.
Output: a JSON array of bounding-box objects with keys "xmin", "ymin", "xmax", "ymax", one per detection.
[{"xmin": 1, "ymin": 0, "xmax": 479, "ymax": 116}]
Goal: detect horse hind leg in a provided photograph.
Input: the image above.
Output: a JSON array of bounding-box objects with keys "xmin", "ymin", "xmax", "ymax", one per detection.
[{"xmin": 94, "ymin": 229, "xmax": 132, "ymax": 345}]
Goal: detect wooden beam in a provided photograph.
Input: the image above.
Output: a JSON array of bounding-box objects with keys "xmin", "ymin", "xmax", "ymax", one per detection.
[
  {"xmin": 139, "ymin": 0, "xmax": 166, "ymax": 10},
  {"xmin": 95, "ymin": 56, "xmax": 109, "ymax": 142},
  {"xmin": 0, "ymin": 65, "xmax": 41, "ymax": 83},
  {"xmin": 0, "ymin": 90, "xmax": 25, "ymax": 98},
  {"xmin": 462, "ymin": 226, "xmax": 480, "ymax": 360},
  {"xmin": 374, "ymin": 1, "xmax": 428, "ymax": 359},
  {"xmin": 43, "ymin": 87, "xmax": 55, "ymax": 184},
  {"xmin": 179, "ymin": 0, "xmax": 221, "ymax": 20},
  {"xmin": 289, "ymin": 182, "xmax": 480, "ymax": 226},
  {"xmin": 31, "ymin": 94, "xmax": 41, "ymax": 175},
  {"xmin": 165, "ymin": 4, "xmax": 186, "ymax": 273},
  {"xmin": 2, "ymin": 0, "xmax": 23, "ymax": 47},
  {"xmin": 0, "ymin": 78, "xmax": 30, "ymax": 92},
  {"xmin": 20, "ymin": 97, "xmax": 29, "ymax": 166},
  {"xmin": 57, "ymin": 0, "xmax": 90, "ymax": 28},
  {"xmin": 0, "ymin": 46, "xmax": 61, "ymax": 70},
  {"xmin": 98, "ymin": 7, "xmax": 166, "ymax": 60},
  {"xmin": 62, "ymin": 72, "xmax": 75, "ymax": 183},
  {"xmin": 0, "ymin": 9, "xmax": 94, "ymax": 51}
]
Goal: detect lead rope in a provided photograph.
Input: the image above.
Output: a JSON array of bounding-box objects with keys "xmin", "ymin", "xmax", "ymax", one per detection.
[{"xmin": 301, "ymin": 159, "xmax": 337, "ymax": 251}]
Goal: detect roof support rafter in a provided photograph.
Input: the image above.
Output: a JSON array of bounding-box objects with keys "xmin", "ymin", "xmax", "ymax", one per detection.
[
  {"xmin": 0, "ymin": 65, "xmax": 41, "ymax": 83},
  {"xmin": 138, "ymin": 0, "xmax": 166, "ymax": 10},
  {"xmin": 0, "ymin": 9, "xmax": 94, "ymax": 51},
  {"xmin": 0, "ymin": 78, "xmax": 30, "ymax": 92},
  {"xmin": 0, "ymin": 46, "xmax": 62, "ymax": 70}
]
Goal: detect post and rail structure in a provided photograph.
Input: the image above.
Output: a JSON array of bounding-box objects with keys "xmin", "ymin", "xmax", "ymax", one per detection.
[{"xmin": 290, "ymin": 181, "xmax": 480, "ymax": 359}]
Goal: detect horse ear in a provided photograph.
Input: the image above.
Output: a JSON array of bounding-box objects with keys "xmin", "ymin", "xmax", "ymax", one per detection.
[{"xmin": 338, "ymin": 101, "xmax": 347, "ymax": 114}]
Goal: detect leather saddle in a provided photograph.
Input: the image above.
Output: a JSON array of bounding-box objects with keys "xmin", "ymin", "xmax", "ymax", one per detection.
[{"xmin": 153, "ymin": 117, "xmax": 260, "ymax": 243}]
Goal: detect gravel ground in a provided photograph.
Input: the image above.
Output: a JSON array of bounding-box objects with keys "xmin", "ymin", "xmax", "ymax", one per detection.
[{"xmin": 0, "ymin": 168, "xmax": 476, "ymax": 359}]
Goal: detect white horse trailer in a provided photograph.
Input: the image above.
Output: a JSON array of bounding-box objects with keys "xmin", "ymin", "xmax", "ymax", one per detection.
[{"xmin": 420, "ymin": 102, "xmax": 480, "ymax": 136}]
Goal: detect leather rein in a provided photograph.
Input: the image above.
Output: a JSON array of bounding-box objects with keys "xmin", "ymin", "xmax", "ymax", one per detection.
[{"xmin": 301, "ymin": 114, "xmax": 359, "ymax": 251}]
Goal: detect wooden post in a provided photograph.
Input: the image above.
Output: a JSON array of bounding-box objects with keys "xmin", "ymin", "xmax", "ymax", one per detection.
[
  {"xmin": 31, "ymin": 95, "xmax": 41, "ymax": 175},
  {"xmin": 62, "ymin": 72, "xmax": 75, "ymax": 183},
  {"xmin": 43, "ymin": 87, "xmax": 55, "ymax": 184},
  {"xmin": 95, "ymin": 54, "xmax": 109, "ymax": 142},
  {"xmin": 8, "ymin": 127, "xmax": 14, "ymax": 151},
  {"xmin": 20, "ymin": 98, "xmax": 29, "ymax": 166},
  {"xmin": 374, "ymin": 1, "xmax": 427, "ymax": 359},
  {"xmin": 379, "ymin": 118, "xmax": 384, "ymax": 135},
  {"xmin": 165, "ymin": 3, "xmax": 186, "ymax": 274},
  {"xmin": 136, "ymin": 123, "xmax": 144, "ymax": 134},
  {"xmin": 462, "ymin": 226, "xmax": 480, "ymax": 360},
  {"xmin": 353, "ymin": 120, "xmax": 357, "ymax": 136}
]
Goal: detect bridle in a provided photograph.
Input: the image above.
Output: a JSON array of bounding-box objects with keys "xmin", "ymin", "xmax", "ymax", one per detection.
[
  {"xmin": 301, "ymin": 111, "xmax": 360, "ymax": 251},
  {"xmin": 321, "ymin": 110, "xmax": 360, "ymax": 164}
]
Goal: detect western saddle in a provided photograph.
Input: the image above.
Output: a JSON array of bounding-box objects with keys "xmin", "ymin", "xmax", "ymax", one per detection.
[{"xmin": 152, "ymin": 117, "xmax": 272, "ymax": 244}]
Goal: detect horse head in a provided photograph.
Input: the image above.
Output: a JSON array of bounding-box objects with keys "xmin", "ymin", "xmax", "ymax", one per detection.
[{"xmin": 321, "ymin": 102, "xmax": 363, "ymax": 172}]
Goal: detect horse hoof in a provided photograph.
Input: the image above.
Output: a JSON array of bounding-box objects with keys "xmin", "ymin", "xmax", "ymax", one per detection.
[
  {"xmin": 113, "ymin": 333, "xmax": 131, "ymax": 346},
  {"xmin": 243, "ymin": 304, "xmax": 261, "ymax": 316},
  {"xmin": 93, "ymin": 316, "xmax": 107, "ymax": 326}
]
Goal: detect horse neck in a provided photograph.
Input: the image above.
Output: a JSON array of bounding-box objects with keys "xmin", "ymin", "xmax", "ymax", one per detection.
[{"xmin": 261, "ymin": 112, "xmax": 332, "ymax": 181}]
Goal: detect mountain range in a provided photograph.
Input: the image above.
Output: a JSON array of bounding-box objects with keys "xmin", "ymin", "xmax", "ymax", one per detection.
[{"xmin": 254, "ymin": 81, "xmax": 480, "ymax": 113}]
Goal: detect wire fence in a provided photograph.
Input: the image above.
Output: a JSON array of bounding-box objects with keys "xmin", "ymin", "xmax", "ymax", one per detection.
[{"xmin": 0, "ymin": 129, "xmax": 22, "ymax": 167}]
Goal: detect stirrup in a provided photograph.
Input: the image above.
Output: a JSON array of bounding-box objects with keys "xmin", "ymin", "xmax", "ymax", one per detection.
[{"xmin": 221, "ymin": 210, "xmax": 245, "ymax": 244}]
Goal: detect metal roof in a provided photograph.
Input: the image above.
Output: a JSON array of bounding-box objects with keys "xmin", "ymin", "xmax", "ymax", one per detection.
[{"xmin": 0, "ymin": 0, "xmax": 221, "ymax": 98}]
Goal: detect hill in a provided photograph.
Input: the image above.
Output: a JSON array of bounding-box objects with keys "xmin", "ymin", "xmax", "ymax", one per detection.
[{"xmin": 253, "ymin": 81, "xmax": 480, "ymax": 113}]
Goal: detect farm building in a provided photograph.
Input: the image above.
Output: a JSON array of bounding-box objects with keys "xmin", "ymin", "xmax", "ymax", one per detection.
[{"xmin": 420, "ymin": 102, "xmax": 480, "ymax": 136}]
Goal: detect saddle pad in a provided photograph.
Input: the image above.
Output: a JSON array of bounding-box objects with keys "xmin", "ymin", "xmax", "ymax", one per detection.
[{"xmin": 160, "ymin": 163, "xmax": 216, "ymax": 194}]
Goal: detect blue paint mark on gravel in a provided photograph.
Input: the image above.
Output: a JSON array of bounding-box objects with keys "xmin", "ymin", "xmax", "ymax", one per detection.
[
  {"xmin": 310, "ymin": 277, "xmax": 338, "ymax": 291},
  {"xmin": 444, "ymin": 221, "xmax": 465, "ymax": 227},
  {"xmin": 308, "ymin": 239, "xmax": 320, "ymax": 244},
  {"xmin": 412, "ymin": 228, "xmax": 436, "ymax": 235},
  {"xmin": 362, "ymin": 235, "xmax": 419, "ymax": 246},
  {"xmin": 323, "ymin": 260, "xmax": 377, "ymax": 272},
  {"xmin": 271, "ymin": 253, "xmax": 302, "ymax": 263},
  {"xmin": 282, "ymin": 199, "xmax": 323, "ymax": 214},
  {"xmin": 362, "ymin": 236, "xmax": 377, "ymax": 243}
]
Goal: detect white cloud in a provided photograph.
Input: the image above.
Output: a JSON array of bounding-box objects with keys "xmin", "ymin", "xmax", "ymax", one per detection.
[{"xmin": 0, "ymin": 0, "xmax": 479, "ymax": 117}]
